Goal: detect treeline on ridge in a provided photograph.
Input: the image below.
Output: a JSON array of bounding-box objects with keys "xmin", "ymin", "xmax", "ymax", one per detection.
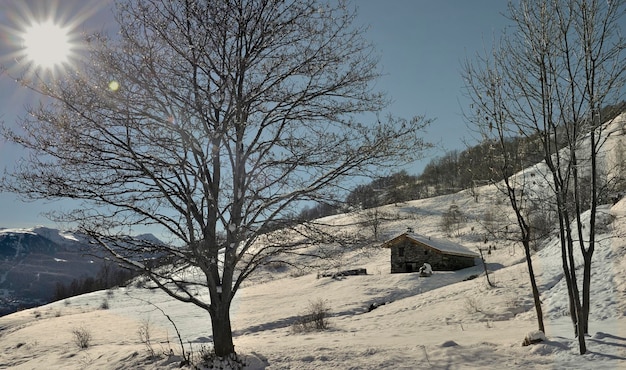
[
  {"xmin": 298, "ymin": 102, "xmax": 626, "ymax": 220},
  {"xmin": 52, "ymin": 262, "xmax": 138, "ymax": 302}
]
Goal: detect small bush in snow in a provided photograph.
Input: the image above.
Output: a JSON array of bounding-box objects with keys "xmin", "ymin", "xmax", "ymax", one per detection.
[
  {"xmin": 100, "ymin": 300, "xmax": 110, "ymax": 310},
  {"xmin": 137, "ymin": 319, "xmax": 157, "ymax": 358},
  {"xmin": 289, "ymin": 268, "xmax": 309, "ymax": 278},
  {"xmin": 265, "ymin": 261, "xmax": 287, "ymax": 273},
  {"xmin": 134, "ymin": 277, "xmax": 147, "ymax": 289},
  {"xmin": 292, "ymin": 298, "xmax": 331, "ymax": 333},
  {"xmin": 464, "ymin": 296, "xmax": 483, "ymax": 314},
  {"xmin": 72, "ymin": 326, "xmax": 92, "ymax": 349}
]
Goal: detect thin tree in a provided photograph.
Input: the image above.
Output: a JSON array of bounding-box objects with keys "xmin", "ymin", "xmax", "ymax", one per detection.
[
  {"xmin": 464, "ymin": 0, "xmax": 625, "ymax": 354},
  {"xmin": 463, "ymin": 49, "xmax": 546, "ymax": 335},
  {"xmin": 1, "ymin": 0, "xmax": 431, "ymax": 357}
]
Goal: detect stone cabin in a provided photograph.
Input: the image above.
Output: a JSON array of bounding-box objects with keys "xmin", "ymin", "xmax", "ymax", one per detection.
[{"xmin": 383, "ymin": 232, "xmax": 478, "ymax": 273}]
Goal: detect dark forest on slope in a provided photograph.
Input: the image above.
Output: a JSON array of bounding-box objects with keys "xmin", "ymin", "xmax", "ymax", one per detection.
[{"xmin": 298, "ymin": 102, "xmax": 626, "ymax": 221}]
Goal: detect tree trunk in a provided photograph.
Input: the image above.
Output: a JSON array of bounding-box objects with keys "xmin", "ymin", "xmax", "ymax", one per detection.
[
  {"xmin": 524, "ymin": 240, "xmax": 545, "ymax": 333},
  {"xmin": 575, "ymin": 298, "xmax": 587, "ymax": 354},
  {"xmin": 479, "ymin": 247, "xmax": 495, "ymax": 288},
  {"xmin": 582, "ymin": 129, "xmax": 598, "ymax": 336},
  {"xmin": 582, "ymin": 253, "xmax": 593, "ymax": 335},
  {"xmin": 211, "ymin": 301, "xmax": 235, "ymax": 357},
  {"xmin": 558, "ymin": 224, "xmax": 578, "ymax": 334},
  {"xmin": 566, "ymin": 234, "xmax": 587, "ymax": 354}
]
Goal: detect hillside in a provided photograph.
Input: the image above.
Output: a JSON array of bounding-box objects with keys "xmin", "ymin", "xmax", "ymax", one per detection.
[
  {"xmin": 0, "ymin": 227, "xmax": 101, "ymax": 315},
  {"xmin": 1, "ymin": 114, "xmax": 624, "ymax": 368},
  {"xmin": 0, "ymin": 228, "xmax": 157, "ymax": 316},
  {"xmin": 0, "ymin": 179, "xmax": 625, "ymax": 368}
]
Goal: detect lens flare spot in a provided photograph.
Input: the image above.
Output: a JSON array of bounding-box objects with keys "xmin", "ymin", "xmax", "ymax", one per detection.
[{"xmin": 108, "ymin": 80, "xmax": 120, "ymax": 91}]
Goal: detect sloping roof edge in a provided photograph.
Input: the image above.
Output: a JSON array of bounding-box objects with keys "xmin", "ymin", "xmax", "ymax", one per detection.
[{"xmin": 382, "ymin": 232, "xmax": 479, "ymax": 258}]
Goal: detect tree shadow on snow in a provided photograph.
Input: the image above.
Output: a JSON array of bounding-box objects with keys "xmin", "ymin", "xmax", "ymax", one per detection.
[{"xmin": 586, "ymin": 332, "xmax": 626, "ymax": 361}]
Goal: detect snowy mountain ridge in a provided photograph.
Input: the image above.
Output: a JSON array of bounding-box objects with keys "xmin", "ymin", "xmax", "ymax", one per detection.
[{"xmin": 0, "ymin": 227, "xmax": 162, "ymax": 316}]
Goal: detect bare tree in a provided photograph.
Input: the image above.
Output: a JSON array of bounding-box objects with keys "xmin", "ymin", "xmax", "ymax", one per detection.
[
  {"xmin": 462, "ymin": 55, "xmax": 547, "ymax": 334},
  {"xmin": 464, "ymin": 0, "xmax": 625, "ymax": 354},
  {"xmin": 1, "ymin": 0, "xmax": 431, "ymax": 357},
  {"xmin": 361, "ymin": 208, "xmax": 383, "ymax": 241},
  {"xmin": 440, "ymin": 204, "xmax": 465, "ymax": 237}
]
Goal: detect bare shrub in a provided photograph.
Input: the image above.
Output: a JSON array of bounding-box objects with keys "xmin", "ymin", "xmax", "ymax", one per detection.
[
  {"xmin": 72, "ymin": 326, "xmax": 92, "ymax": 349},
  {"xmin": 264, "ymin": 261, "xmax": 287, "ymax": 273},
  {"xmin": 464, "ymin": 296, "xmax": 483, "ymax": 314},
  {"xmin": 137, "ymin": 319, "xmax": 156, "ymax": 358},
  {"xmin": 441, "ymin": 204, "xmax": 465, "ymax": 236},
  {"xmin": 292, "ymin": 298, "xmax": 331, "ymax": 333},
  {"xmin": 289, "ymin": 268, "xmax": 310, "ymax": 278},
  {"xmin": 526, "ymin": 201, "xmax": 555, "ymax": 251}
]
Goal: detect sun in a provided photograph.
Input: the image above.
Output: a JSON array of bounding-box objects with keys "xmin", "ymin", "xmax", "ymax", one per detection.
[
  {"xmin": 2, "ymin": 0, "xmax": 108, "ymax": 80},
  {"xmin": 22, "ymin": 20, "xmax": 72, "ymax": 69}
]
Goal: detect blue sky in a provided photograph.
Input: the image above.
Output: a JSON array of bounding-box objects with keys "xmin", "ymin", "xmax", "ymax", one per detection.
[{"xmin": 0, "ymin": 0, "xmax": 511, "ymax": 229}]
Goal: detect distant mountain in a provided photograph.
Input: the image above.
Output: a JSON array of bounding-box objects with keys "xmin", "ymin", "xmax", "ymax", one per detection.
[{"xmin": 0, "ymin": 227, "xmax": 162, "ymax": 316}]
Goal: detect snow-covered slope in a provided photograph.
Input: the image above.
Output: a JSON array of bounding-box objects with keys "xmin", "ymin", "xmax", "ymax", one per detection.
[
  {"xmin": 1, "ymin": 114, "xmax": 624, "ymax": 368},
  {"xmin": 0, "ymin": 188, "xmax": 625, "ymax": 369}
]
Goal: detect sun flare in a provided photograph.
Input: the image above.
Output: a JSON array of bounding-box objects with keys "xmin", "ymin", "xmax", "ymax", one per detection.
[{"xmin": 22, "ymin": 21, "xmax": 72, "ymax": 69}]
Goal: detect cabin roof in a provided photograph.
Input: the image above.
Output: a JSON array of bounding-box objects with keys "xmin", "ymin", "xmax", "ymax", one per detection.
[{"xmin": 383, "ymin": 232, "xmax": 479, "ymax": 258}]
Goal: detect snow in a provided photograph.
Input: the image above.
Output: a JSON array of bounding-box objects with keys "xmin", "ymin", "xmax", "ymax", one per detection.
[
  {"xmin": 386, "ymin": 232, "xmax": 480, "ymax": 257},
  {"xmin": 1, "ymin": 115, "xmax": 625, "ymax": 369},
  {"xmin": 1, "ymin": 189, "xmax": 625, "ymax": 369},
  {"xmin": 0, "ymin": 226, "xmax": 82, "ymax": 246},
  {"xmin": 0, "ymin": 228, "xmax": 37, "ymax": 236}
]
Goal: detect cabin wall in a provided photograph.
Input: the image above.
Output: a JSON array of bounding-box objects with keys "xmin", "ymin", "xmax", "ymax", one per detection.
[{"xmin": 389, "ymin": 240, "xmax": 475, "ymax": 273}]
